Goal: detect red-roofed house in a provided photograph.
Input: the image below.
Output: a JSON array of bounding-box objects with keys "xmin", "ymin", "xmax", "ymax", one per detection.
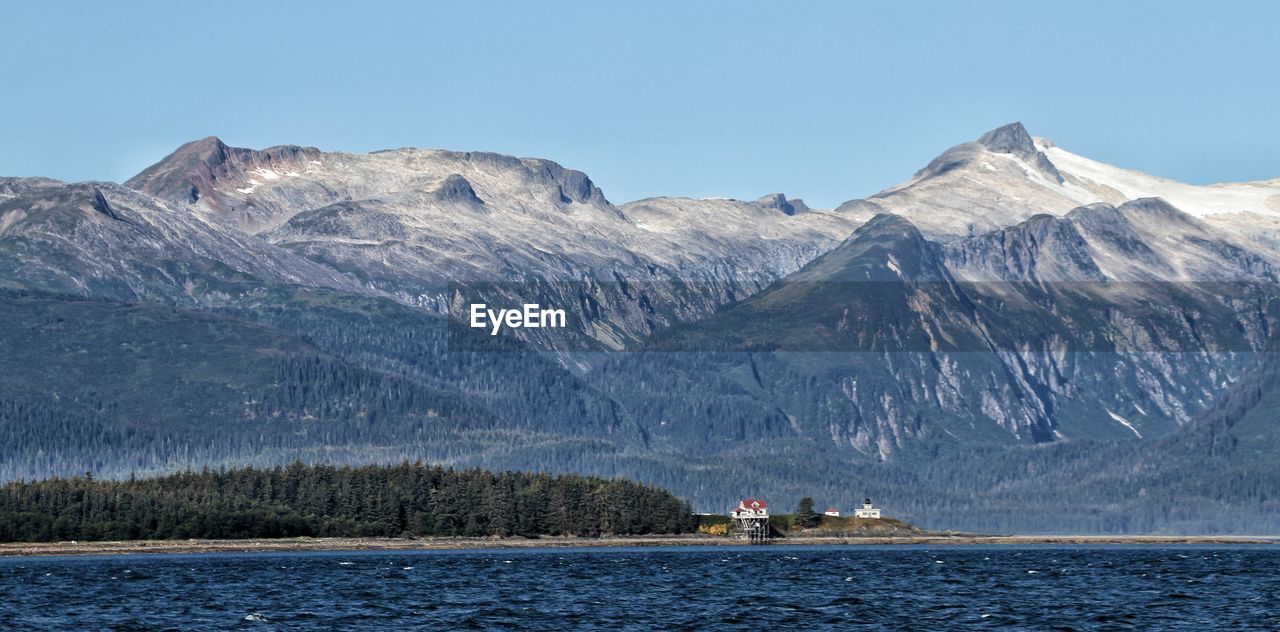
[
  {"xmin": 731, "ymin": 499, "xmax": 768, "ymax": 519},
  {"xmin": 729, "ymin": 499, "xmax": 771, "ymax": 543}
]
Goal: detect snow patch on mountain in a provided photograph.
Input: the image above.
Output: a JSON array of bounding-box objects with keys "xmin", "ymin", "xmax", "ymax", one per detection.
[
  {"xmin": 1044, "ymin": 144, "xmax": 1280, "ymax": 220},
  {"xmin": 1107, "ymin": 409, "xmax": 1143, "ymax": 438}
]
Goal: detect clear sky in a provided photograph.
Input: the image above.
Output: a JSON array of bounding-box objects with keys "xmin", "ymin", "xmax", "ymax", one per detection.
[{"xmin": 1, "ymin": 1, "xmax": 1277, "ymax": 208}]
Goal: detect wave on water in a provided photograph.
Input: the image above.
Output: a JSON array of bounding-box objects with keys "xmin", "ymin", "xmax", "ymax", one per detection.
[{"xmin": 1, "ymin": 546, "xmax": 1277, "ymax": 629}]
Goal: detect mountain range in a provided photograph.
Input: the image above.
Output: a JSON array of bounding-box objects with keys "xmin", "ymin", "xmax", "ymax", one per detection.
[{"xmin": 2, "ymin": 123, "xmax": 1277, "ymax": 533}]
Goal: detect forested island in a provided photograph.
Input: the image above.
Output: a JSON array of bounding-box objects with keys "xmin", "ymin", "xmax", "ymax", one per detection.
[{"xmin": 0, "ymin": 462, "xmax": 698, "ymax": 542}]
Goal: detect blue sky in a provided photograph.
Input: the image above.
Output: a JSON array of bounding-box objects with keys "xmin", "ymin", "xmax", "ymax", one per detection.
[{"xmin": 1, "ymin": 1, "xmax": 1276, "ymax": 207}]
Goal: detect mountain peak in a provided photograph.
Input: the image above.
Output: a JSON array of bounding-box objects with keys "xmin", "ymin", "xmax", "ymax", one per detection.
[
  {"xmin": 854, "ymin": 212, "xmax": 923, "ymax": 237},
  {"xmin": 1118, "ymin": 196, "xmax": 1185, "ymax": 216},
  {"xmin": 1114, "ymin": 197, "xmax": 1208, "ymax": 231},
  {"xmin": 977, "ymin": 122, "xmax": 1036, "ymax": 155},
  {"xmin": 785, "ymin": 212, "xmax": 949, "ymax": 284},
  {"xmin": 755, "ymin": 193, "xmax": 810, "ymax": 215},
  {"xmin": 977, "ymin": 122, "xmax": 1064, "ymax": 184},
  {"xmin": 184, "ymin": 136, "xmax": 229, "ymax": 152},
  {"xmin": 157, "ymin": 136, "xmax": 233, "ymax": 172},
  {"xmin": 125, "ymin": 137, "xmax": 321, "ymax": 215},
  {"xmin": 124, "ymin": 137, "xmax": 235, "ymax": 205}
]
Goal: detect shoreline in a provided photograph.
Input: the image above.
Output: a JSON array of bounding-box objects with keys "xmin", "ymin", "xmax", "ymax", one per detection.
[{"xmin": 2, "ymin": 534, "xmax": 1277, "ymax": 558}]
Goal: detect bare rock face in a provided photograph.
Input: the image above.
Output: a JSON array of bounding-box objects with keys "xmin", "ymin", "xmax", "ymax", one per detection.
[
  {"xmin": 431, "ymin": 174, "xmax": 485, "ymax": 206},
  {"xmin": 521, "ymin": 157, "xmax": 609, "ymax": 206},
  {"xmin": 126, "ymin": 137, "xmax": 323, "ymax": 231},
  {"xmin": 976, "ymin": 122, "xmax": 1064, "ymax": 183},
  {"xmin": 755, "ymin": 193, "xmax": 810, "ymax": 216}
]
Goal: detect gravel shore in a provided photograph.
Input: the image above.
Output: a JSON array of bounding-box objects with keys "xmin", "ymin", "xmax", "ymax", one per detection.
[{"xmin": 3, "ymin": 534, "xmax": 1277, "ymax": 557}]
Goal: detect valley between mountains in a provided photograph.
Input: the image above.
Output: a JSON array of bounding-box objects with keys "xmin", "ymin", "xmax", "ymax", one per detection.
[{"xmin": 2, "ymin": 123, "xmax": 1278, "ymax": 533}]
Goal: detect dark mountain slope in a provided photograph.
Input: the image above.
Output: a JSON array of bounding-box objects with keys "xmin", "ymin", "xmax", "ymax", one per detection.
[
  {"xmin": 647, "ymin": 213, "xmax": 988, "ymax": 353},
  {"xmin": 615, "ymin": 209, "xmax": 1275, "ymax": 458},
  {"xmin": 0, "ymin": 291, "xmax": 507, "ymax": 481},
  {"xmin": 889, "ymin": 343, "xmax": 1280, "ymax": 534},
  {"xmin": 607, "ymin": 214, "xmax": 1060, "ymax": 454},
  {"xmin": 209, "ymin": 285, "xmax": 635, "ymax": 440}
]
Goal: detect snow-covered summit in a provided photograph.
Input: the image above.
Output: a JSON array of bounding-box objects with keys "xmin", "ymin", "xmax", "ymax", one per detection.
[{"xmin": 836, "ymin": 122, "xmax": 1280, "ymax": 239}]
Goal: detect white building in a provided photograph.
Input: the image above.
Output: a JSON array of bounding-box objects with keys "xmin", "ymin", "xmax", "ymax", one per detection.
[
  {"xmin": 853, "ymin": 498, "xmax": 881, "ymax": 519},
  {"xmin": 730, "ymin": 499, "xmax": 768, "ymax": 519},
  {"xmin": 730, "ymin": 499, "xmax": 770, "ymax": 543},
  {"xmin": 824, "ymin": 507, "xmax": 841, "ymax": 517}
]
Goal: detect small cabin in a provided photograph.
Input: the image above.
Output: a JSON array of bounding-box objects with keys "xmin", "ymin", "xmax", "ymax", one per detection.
[
  {"xmin": 824, "ymin": 507, "xmax": 841, "ymax": 517},
  {"xmin": 853, "ymin": 498, "xmax": 881, "ymax": 519}
]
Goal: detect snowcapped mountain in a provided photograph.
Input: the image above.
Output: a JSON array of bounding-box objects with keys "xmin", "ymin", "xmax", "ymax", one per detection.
[
  {"xmin": 124, "ymin": 137, "xmax": 861, "ymax": 345},
  {"xmin": 126, "ymin": 138, "xmax": 859, "ymax": 284},
  {"xmin": 592, "ymin": 125, "xmax": 1278, "ymax": 460},
  {"xmin": 20, "ymin": 124, "xmax": 1274, "ymax": 328},
  {"xmin": 838, "ymin": 122, "xmax": 1280, "ymax": 245},
  {"xmin": 3, "ymin": 124, "xmax": 1280, "ymax": 529}
]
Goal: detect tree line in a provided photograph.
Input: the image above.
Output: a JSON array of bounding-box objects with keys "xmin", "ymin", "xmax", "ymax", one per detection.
[{"xmin": 0, "ymin": 461, "xmax": 698, "ymax": 543}]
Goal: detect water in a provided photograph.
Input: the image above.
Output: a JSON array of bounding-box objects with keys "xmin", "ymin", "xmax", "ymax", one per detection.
[{"xmin": 2, "ymin": 545, "xmax": 1278, "ymax": 629}]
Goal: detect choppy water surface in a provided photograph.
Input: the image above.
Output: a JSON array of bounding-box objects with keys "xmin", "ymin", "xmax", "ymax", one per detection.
[{"xmin": 1, "ymin": 545, "xmax": 1278, "ymax": 629}]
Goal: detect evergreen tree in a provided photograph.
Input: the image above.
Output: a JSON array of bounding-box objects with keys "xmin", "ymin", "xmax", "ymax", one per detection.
[
  {"xmin": 795, "ymin": 496, "xmax": 820, "ymax": 528},
  {"xmin": 0, "ymin": 462, "xmax": 697, "ymax": 543}
]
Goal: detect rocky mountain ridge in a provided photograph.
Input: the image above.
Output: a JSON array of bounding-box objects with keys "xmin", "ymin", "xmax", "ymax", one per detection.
[{"xmin": 122, "ymin": 137, "xmax": 863, "ymax": 347}]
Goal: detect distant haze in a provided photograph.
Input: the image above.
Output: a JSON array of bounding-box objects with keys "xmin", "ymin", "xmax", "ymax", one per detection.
[{"xmin": 1, "ymin": 1, "xmax": 1277, "ymax": 207}]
